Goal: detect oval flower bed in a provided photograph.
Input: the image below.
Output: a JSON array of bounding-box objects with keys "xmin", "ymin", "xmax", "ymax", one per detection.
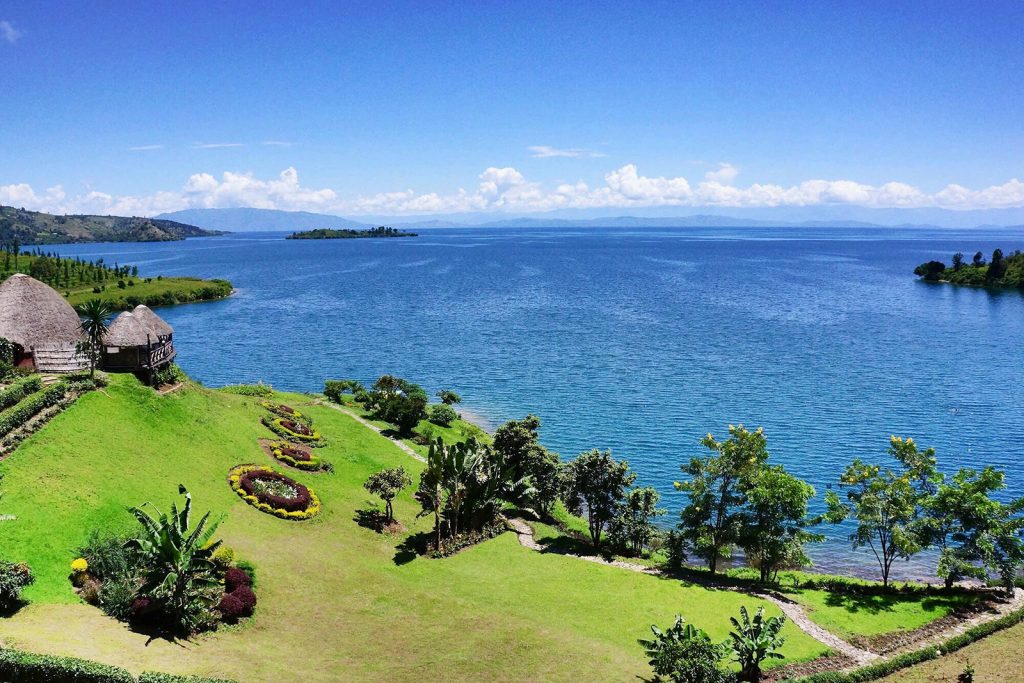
[
  {"xmin": 264, "ymin": 440, "xmax": 325, "ymax": 471},
  {"xmin": 261, "ymin": 415, "xmax": 325, "ymax": 446},
  {"xmin": 259, "ymin": 401, "xmax": 310, "ymax": 423},
  {"xmin": 228, "ymin": 464, "xmax": 321, "ymax": 520}
]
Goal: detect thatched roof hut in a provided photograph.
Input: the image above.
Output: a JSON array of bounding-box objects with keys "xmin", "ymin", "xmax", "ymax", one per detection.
[
  {"xmin": 131, "ymin": 305, "xmax": 173, "ymax": 337},
  {"xmin": 104, "ymin": 312, "xmax": 153, "ymax": 347},
  {"xmin": 0, "ymin": 273, "xmax": 83, "ymax": 350}
]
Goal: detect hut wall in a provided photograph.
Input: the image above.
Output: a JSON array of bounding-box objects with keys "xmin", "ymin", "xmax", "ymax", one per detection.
[{"xmin": 32, "ymin": 343, "xmax": 90, "ymax": 373}]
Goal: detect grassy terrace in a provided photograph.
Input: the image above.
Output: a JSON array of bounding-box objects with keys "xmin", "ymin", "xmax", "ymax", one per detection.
[
  {"xmin": 0, "ymin": 375, "xmax": 828, "ymax": 681},
  {"xmin": 62, "ymin": 276, "xmax": 232, "ymax": 310}
]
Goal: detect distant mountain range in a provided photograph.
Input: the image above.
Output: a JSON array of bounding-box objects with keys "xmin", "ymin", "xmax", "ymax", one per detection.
[
  {"xmin": 0, "ymin": 205, "xmax": 219, "ymax": 245},
  {"xmin": 155, "ymin": 206, "xmax": 1024, "ymax": 233}
]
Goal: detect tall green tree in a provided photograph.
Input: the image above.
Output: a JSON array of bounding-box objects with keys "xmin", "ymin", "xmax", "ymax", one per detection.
[
  {"xmin": 76, "ymin": 298, "xmax": 114, "ymax": 379},
  {"xmin": 492, "ymin": 414, "xmax": 563, "ymax": 517},
  {"xmin": 562, "ymin": 449, "xmax": 636, "ymax": 549},
  {"xmin": 825, "ymin": 436, "xmax": 939, "ymax": 587},
  {"xmin": 928, "ymin": 467, "xmax": 1024, "ymax": 594},
  {"xmin": 741, "ymin": 465, "xmax": 822, "ymax": 583},
  {"xmin": 676, "ymin": 425, "xmax": 769, "ymax": 574}
]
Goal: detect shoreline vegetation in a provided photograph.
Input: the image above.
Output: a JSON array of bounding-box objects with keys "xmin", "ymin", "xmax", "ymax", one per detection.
[
  {"xmin": 285, "ymin": 226, "xmax": 418, "ymax": 240},
  {"xmin": 915, "ymin": 248, "xmax": 1024, "ymax": 289},
  {"xmin": 0, "ymin": 243, "xmax": 232, "ymax": 310}
]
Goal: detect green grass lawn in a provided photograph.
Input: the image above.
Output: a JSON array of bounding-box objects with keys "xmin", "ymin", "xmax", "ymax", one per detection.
[
  {"xmin": 783, "ymin": 588, "xmax": 978, "ymax": 640},
  {"xmin": 880, "ymin": 621, "xmax": 1024, "ymax": 682},
  {"xmin": 0, "ymin": 375, "xmax": 827, "ymax": 681}
]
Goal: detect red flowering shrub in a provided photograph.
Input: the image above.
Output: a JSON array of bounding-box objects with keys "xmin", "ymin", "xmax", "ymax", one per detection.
[
  {"xmin": 279, "ymin": 445, "xmax": 311, "ymax": 461},
  {"xmin": 224, "ymin": 567, "xmax": 252, "ymax": 592},
  {"xmin": 218, "ymin": 593, "xmax": 245, "ymax": 623},
  {"xmin": 239, "ymin": 469, "xmax": 312, "ymax": 512},
  {"xmin": 232, "ymin": 584, "xmax": 257, "ymax": 616}
]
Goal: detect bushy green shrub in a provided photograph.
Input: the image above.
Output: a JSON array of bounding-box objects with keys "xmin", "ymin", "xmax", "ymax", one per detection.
[
  {"xmin": 0, "ymin": 560, "xmax": 34, "ymax": 610},
  {"xmin": 0, "ymin": 374, "xmax": 43, "ymax": 412},
  {"xmin": 99, "ymin": 575, "xmax": 140, "ymax": 621},
  {"xmin": 76, "ymin": 530, "xmax": 138, "ymax": 581},
  {"xmin": 0, "ymin": 648, "xmax": 135, "ymax": 683},
  {"xmin": 138, "ymin": 672, "xmax": 237, "ymax": 683},
  {"xmin": 219, "ymin": 383, "xmax": 273, "ymax": 397},
  {"xmin": 0, "ymin": 382, "xmax": 67, "ymax": 437},
  {"xmin": 428, "ymin": 403, "xmax": 457, "ymax": 427},
  {"xmin": 324, "ymin": 379, "xmax": 364, "ymax": 403}
]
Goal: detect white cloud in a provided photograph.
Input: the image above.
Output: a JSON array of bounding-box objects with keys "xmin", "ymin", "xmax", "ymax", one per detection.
[
  {"xmin": 705, "ymin": 162, "xmax": 739, "ymax": 184},
  {"xmin": 128, "ymin": 144, "xmax": 164, "ymax": 151},
  {"xmin": 0, "ymin": 20, "xmax": 21, "ymax": 44},
  {"xmin": 529, "ymin": 145, "xmax": 606, "ymax": 159},
  {"xmin": 4, "ymin": 165, "xmax": 1024, "ymax": 217},
  {"xmin": 262, "ymin": 141, "xmax": 294, "ymax": 147},
  {"xmin": 192, "ymin": 142, "xmax": 245, "ymax": 149}
]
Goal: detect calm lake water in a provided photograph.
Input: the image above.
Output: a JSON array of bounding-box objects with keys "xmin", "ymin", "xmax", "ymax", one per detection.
[{"xmin": 49, "ymin": 226, "xmax": 1024, "ymax": 579}]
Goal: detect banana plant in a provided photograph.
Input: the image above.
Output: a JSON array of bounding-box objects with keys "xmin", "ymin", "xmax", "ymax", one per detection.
[
  {"xmin": 125, "ymin": 485, "xmax": 223, "ymax": 633},
  {"xmin": 728, "ymin": 605, "xmax": 786, "ymax": 682}
]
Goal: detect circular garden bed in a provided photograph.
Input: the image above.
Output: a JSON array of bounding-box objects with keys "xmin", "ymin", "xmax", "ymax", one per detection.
[
  {"xmin": 261, "ymin": 415, "xmax": 325, "ymax": 446},
  {"xmin": 259, "ymin": 439, "xmax": 327, "ymax": 471},
  {"xmin": 229, "ymin": 464, "xmax": 321, "ymax": 520}
]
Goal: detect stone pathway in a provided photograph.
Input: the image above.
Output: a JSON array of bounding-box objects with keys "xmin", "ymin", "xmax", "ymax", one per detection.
[{"xmin": 316, "ymin": 400, "xmax": 425, "ymax": 462}]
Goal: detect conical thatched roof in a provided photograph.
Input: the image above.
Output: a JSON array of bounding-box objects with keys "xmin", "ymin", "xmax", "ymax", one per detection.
[
  {"xmin": 104, "ymin": 312, "xmax": 154, "ymax": 347},
  {"xmin": 0, "ymin": 273, "xmax": 84, "ymax": 349},
  {"xmin": 132, "ymin": 305, "xmax": 173, "ymax": 337}
]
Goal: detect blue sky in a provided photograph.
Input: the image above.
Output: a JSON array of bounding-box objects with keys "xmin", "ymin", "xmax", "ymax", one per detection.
[{"xmin": 1, "ymin": 1, "xmax": 1022, "ymax": 217}]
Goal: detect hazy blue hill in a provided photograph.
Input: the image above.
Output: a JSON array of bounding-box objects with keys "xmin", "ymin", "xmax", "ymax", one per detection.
[
  {"xmin": 0, "ymin": 205, "xmax": 218, "ymax": 244},
  {"xmin": 157, "ymin": 208, "xmax": 371, "ymax": 232}
]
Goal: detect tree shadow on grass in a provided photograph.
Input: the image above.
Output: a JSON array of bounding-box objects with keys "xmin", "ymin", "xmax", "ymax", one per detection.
[
  {"xmin": 823, "ymin": 591, "xmax": 901, "ymax": 615},
  {"xmin": 0, "ymin": 600, "xmax": 28, "ymax": 619},
  {"xmin": 353, "ymin": 507, "xmax": 387, "ymax": 532},
  {"xmin": 393, "ymin": 531, "xmax": 431, "ymax": 566}
]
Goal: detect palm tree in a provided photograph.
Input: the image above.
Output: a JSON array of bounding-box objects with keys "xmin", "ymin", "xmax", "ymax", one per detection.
[{"xmin": 76, "ymin": 298, "xmax": 113, "ymax": 378}]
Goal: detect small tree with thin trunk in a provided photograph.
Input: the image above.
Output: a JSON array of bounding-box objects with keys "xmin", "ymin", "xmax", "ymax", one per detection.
[{"xmin": 364, "ymin": 467, "xmax": 412, "ymax": 524}]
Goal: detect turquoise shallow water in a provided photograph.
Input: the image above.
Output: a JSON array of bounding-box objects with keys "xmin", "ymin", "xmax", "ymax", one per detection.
[{"xmin": 49, "ymin": 226, "xmax": 1024, "ymax": 579}]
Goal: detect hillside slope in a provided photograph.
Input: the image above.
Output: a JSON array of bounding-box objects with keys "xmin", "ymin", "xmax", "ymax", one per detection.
[
  {"xmin": 156, "ymin": 207, "xmax": 370, "ymax": 232},
  {"xmin": 0, "ymin": 205, "xmax": 221, "ymax": 244}
]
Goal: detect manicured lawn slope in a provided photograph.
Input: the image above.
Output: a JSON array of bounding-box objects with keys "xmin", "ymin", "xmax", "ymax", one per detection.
[
  {"xmin": 0, "ymin": 376, "xmax": 826, "ymax": 681},
  {"xmin": 787, "ymin": 589, "xmax": 978, "ymax": 640}
]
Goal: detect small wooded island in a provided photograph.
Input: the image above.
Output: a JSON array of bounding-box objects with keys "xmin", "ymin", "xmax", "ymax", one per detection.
[
  {"xmin": 286, "ymin": 226, "xmax": 418, "ymax": 240},
  {"xmin": 915, "ymin": 248, "xmax": 1024, "ymax": 289}
]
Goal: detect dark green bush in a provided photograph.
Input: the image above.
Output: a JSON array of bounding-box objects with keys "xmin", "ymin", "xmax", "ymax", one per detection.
[
  {"xmin": 428, "ymin": 403, "xmax": 457, "ymax": 427},
  {"xmin": 0, "ymin": 382, "xmax": 67, "ymax": 437},
  {"xmin": 138, "ymin": 673, "xmax": 236, "ymax": 683},
  {"xmin": 76, "ymin": 530, "xmax": 139, "ymax": 581},
  {"xmin": 0, "ymin": 560, "xmax": 34, "ymax": 610},
  {"xmin": 0, "ymin": 647, "xmax": 135, "ymax": 683},
  {"xmin": 0, "ymin": 374, "xmax": 43, "ymax": 412},
  {"xmin": 98, "ymin": 575, "xmax": 141, "ymax": 621}
]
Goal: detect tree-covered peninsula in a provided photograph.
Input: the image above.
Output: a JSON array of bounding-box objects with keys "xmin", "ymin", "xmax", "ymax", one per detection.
[
  {"xmin": 286, "ymin": 226, "xmax": 418, "ymax": 240},
  {"xmin": 915, "ymin": 248, "xmax": 1024, "ymax": 289}
]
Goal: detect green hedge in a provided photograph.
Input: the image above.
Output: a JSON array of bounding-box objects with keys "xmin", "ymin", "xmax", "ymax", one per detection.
[
  {"xmin": 0, "ymin": 374, "xmax": 42, "ymax": 412},
  {"xmin": 0, "ymin": 648, "xmax": 236, "ymax": 683},
  {"xmin": 787, "ymin": 605, "xmax": 1024, "ymax": 683},
  {"xmin": 0, "ymin": 647, "xmax": 135, "ymax": 683},
  {"xmin": 0, "ymin": 381, "xmax": 67, "ymax": 438}
]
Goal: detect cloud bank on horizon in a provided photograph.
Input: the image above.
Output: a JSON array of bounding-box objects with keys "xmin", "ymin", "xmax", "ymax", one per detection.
[{"xmin": 2, "ymin": 165, "xmax": 1023, "ymax": 218}]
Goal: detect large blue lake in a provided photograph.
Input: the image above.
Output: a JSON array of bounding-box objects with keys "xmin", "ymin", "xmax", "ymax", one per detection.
[{"xmin": 49, "ymin": 226, "xmax": 1024, "ymax": 579}]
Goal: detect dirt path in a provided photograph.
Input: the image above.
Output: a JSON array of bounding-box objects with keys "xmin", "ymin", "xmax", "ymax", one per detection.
[{"xmin": 315, "ymin": 400, "xmax": 426, "ymax": 462}]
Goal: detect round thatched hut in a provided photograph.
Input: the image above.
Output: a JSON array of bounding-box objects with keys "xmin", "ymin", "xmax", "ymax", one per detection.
[
  {"xmin": 103, "ymin": 305, "xmax": 175, "ymax": 375},
  {"xmin": 0, "ymin": 273, "xmax": 88, "ymax": 372}
]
